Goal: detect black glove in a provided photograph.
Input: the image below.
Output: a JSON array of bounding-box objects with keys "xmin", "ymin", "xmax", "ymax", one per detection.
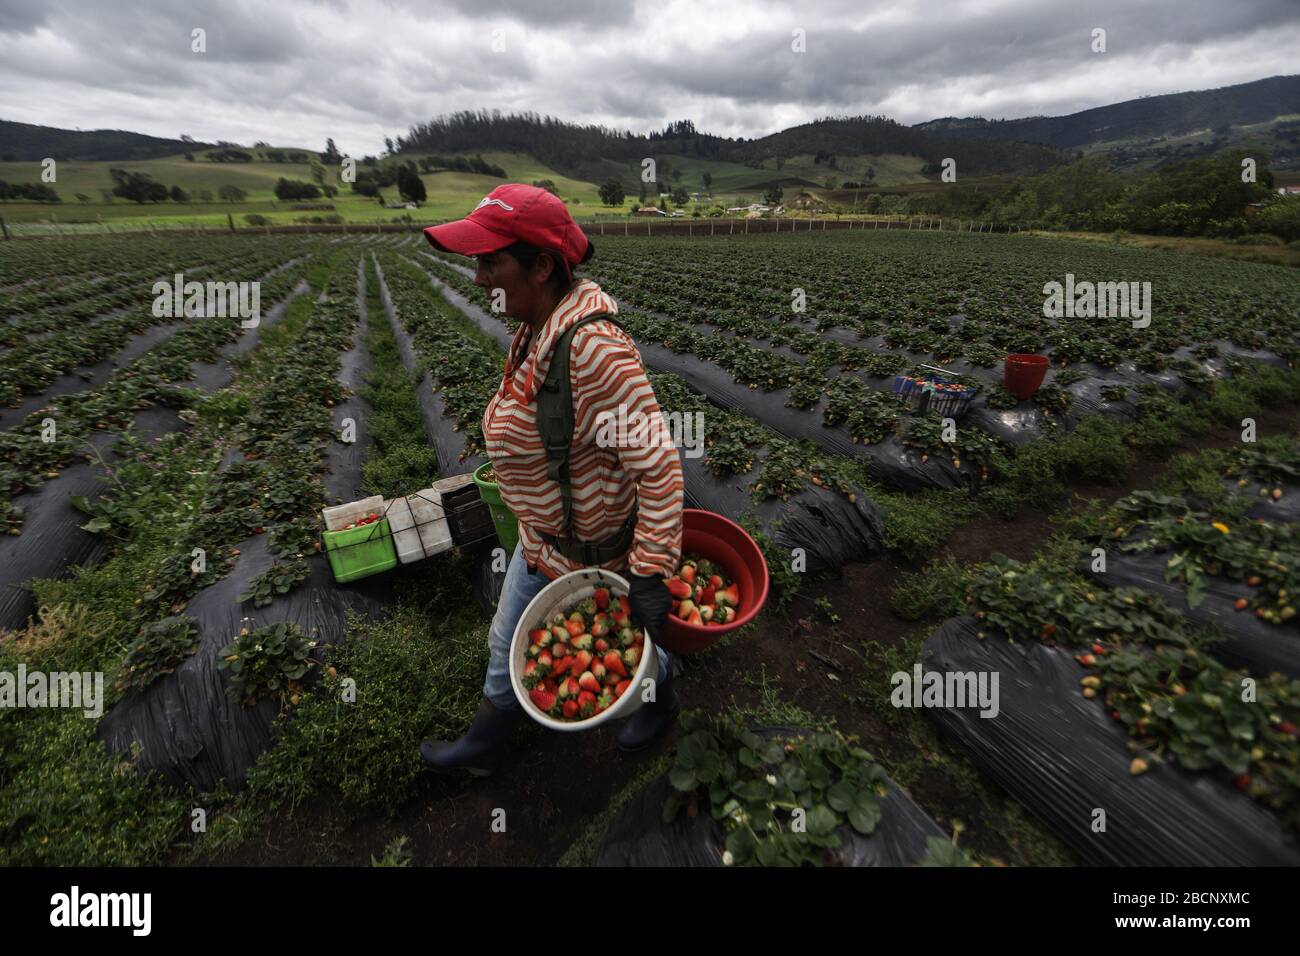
[{"xmin": 626, "ymin": 572, "xmax": 671, "ymax": 642}]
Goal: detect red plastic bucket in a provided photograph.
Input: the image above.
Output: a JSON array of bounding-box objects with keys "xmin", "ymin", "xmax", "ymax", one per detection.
[
  {"xmin": 1003, "ymin": 353, "xmax": 1050, "ymax": 400},
  {"xmin": 657, "ymin": 509, "xmax": 770, "ymax": 654}
]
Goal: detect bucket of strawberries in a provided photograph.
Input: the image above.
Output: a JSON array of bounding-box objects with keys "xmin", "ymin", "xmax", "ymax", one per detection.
[
  {"xmin": 510, "ymin": 568, "xmax": 658, "ymax": 730},
  {"xmin": 655, "ymin": 509, "xmax": 770, "ymax": 654}
]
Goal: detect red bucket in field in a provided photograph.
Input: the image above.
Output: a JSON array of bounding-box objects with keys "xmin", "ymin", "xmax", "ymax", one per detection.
[
  {"xmin": 1003, "ymin": 353, "xmax": 1050, "ymax": 400},
  {"xmin": 657, "ymin": 509, "xmax": 769, "ymax": 654}
]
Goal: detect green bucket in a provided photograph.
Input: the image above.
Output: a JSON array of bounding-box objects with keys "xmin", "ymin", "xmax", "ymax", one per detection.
[
  {"xmin": 323, "ymin": 517, "xmax": 398, "ymax": 583},
  {"xmin": 473, "ymin": 461, "xmax": 520, "ymax": 552}
]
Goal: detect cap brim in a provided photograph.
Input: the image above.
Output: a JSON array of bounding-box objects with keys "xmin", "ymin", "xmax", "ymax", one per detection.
[{"xmin": 423, "ymin": 218, "xmax": 515, "ymax": 257}]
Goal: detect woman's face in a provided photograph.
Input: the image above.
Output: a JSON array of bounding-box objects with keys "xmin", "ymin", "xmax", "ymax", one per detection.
[{"xmin": 475, "ymin": 249, "xmax": 553, "ymax": 321}]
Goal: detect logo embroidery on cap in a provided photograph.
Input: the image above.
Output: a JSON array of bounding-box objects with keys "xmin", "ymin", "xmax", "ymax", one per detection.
[{"xmin": 475, "ymin": 197, "xmax": 514, "ymax": 212}]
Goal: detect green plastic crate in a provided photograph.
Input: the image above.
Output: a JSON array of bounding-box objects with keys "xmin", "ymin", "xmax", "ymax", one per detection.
[{"xmin": 323, "ymin": 517, "xmax": 398, "ymax": 583}]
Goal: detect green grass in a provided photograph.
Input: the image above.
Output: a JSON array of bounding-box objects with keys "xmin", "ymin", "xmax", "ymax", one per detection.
[{"xmin": 0, "ymin": 148, "xmax": 942, "ymax": 232}]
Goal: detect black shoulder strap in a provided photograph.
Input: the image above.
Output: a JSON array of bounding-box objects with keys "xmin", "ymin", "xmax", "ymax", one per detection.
[{"xmin": 536, "ymin": 312, "xmax": 619, "ymax": 538}]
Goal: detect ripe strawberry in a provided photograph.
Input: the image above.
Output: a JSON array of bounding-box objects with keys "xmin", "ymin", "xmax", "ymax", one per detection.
[
  {"xmin": 1247, "ymin": 575, "xmax": 1262, "ymax": 587},
  {"xmin": 709, "ymin": 574, "xmax": 723, "ymax": 589},
  {"xmin": 551, "ymin": 642, "xmax": 569, "ymax": 660},
  {"xmin": 1233, "ymin": 773, "xmax": 1251, "ymax": 792},
  {"xmin": 618, "ymin": 595, "xmax": 631, "ymax": 616},
  {"xmin": 680, "ymin": 564, "xmax": 697, "ymax": 585},
  {"xmin": 591, "ymin": 618, "xmax": 610, "ymax": 638},
  {"xmin": 558, "ymin": 677, "xmax": 580, "ymax": 699},
  {"xmin": 564, "ymin": 618, "xmax": 585, "ymax": 638},
  {"xmin": 666, "ymin": 577, "xmax": 692, "ymax": 599},
  {"xmin": 562, "ymin": 699, "xmax": 579, "ymax": 719},
  {"xmin": 604, "ymin": 670, "xmax": 620, "ymax": 687},
  {"xmin": 614, "ymin": 679, "xmax": 632, "ymax": 698},
  {"xmin": 573, "ymin": 649, "xmax": 593, "ymax": 673},
  {"xmin": 578, "ymin": 690, "xmax": 597, "ymax": 718},
  {"xmin": 633, "ymin": 630, "xmax": 645, "ymax": 646},
  {"xmin": 529, "ymin": 688, "xmax": 557, "ymax": 713},
  {"xmin": 1280, "ymin": 721, "xmax": 1298, "ymax": 736},
  {"xmin": 593, "ymin": 587, "xmax": 610, "ymax": 610},
  {"xmin": 686, "ymin": 609, "xmax": 703, "ymax": 626},
  {"xmin": 529, "ymin": 628, "xmax": 549, "ymax": 646},
  {"xmin": 578, "ymin": 671, "xmax": 602, "ymax": 694},
  {"xmin": 1091, "ymin": 643, "xmax": 1106, "ymax": 656},
  {"xmin": 542, "ymin": 677, "xmax": 558, "ymax": 696},
  {"xmin": 699, "ymin": 585, "xmax": 716, "ymax": 606},
  {"xmin": 523, "ymin": 659, "xmax": 540, "ymax": 688},
  {"xmin": 1075, "ymin": 653, "xmax": 1096, "ymax": 666},
  {"xmin": 1235, "ymin": 598, "xmax": 1249, "ymax": 611},
  {"xmin": 594, "ymin": 638, "xmax": 610, "ymax": 654},
  {"xmin": 604, "ymin": 651, "xmax": 628, "ymax": 678},
  {"xmin": 722, "ymin": 582, "xmax": 740, "ymax": 607}
]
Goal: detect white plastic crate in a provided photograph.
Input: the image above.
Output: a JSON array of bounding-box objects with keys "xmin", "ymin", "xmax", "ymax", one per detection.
[
  {"xmin": 387, "ymin": 489, "xmax": 454, "ymax": 564},
  {"xmin": 322, "ymin": 494, "xmax": 385, "ymax": 532}
]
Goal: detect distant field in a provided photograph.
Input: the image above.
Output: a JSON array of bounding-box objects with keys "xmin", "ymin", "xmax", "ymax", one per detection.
[{"xmin": 0, "ymin": 148, "xmax": 947, "ymax": 232}]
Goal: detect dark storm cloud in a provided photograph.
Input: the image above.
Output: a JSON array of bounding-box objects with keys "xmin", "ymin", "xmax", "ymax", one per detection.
[
  {"xmin": 429, "ymin": 0, "xmax": 637, "ymax": 27},
  {"xmin": 0, "ymin": 0, "xmax": 1295, "ymax": 154}
]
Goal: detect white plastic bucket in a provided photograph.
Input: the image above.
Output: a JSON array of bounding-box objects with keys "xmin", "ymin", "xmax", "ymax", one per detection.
[
  {"xmin": 322, "ymin": 494, "xmax": 385, "ymax": 532},
  {"xmin": 387, "ymin": 490, "xmax": 452, "ymax": 564},
  {"xmin": 510, "ymin": 568, "xmax": 656, "ymax": 731}
]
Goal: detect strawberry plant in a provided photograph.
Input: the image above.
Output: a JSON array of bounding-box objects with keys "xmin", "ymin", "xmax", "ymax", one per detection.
[
  {"xmin": 238, "ymin": 560, "xmax": 311, "ymax": 608},
  {"xmin": 1091, "ymin": 642, "xmax": 1300, "ymax": 831},
  {"xmin": 115, "ymin": 615, "xmax": 201, "ymax": 693},
  {"xmin": 1109, "ymin": 491, "xmax": 1300, "ymax": 619},
  {"xmin": 143, "ymin": 548, "xmax": 237, "ymax": 605},
  {"xmin": 217, "ymin": 621, "xmax": 317, "ymax": 705},
  {"xmin": 900, "ymin": 415, "xmax": 1003, "ymax": 476},
  {"xmin": 824, "ymin": 379, "xmax": 902, "ymax": 444},
  {"xmin": 984, "ymin": 384, "xmax": 1020, "ymax": 409},
  {"xmin": 663, "ymin": 713, "xmax": 889, "ymax": 866},
  {"xmin": 965, "ymin": 554, "xmax": 1192, "ymax": 648},
  {"xmin": 268, "ymin": 517, "xmax": 319, "ymax": 559}
]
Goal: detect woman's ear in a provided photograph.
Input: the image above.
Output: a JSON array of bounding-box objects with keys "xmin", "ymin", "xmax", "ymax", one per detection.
[{"xmin": 534, "ymin": 251, "xmax": 559, "ymax": 286}]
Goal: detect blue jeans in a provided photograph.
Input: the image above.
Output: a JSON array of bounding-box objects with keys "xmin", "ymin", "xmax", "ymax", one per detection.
[{"xmin": 484, "ymin": 541, "xmax": 671, "ymax": 711}]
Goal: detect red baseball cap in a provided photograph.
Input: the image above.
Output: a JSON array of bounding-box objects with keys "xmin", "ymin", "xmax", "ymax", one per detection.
[{"xmin": 424, "ymin": 183, "xmax": 594, "ymax": 280}]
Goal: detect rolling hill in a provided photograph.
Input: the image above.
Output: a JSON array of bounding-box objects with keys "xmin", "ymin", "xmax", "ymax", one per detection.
[
  {"xmin": 0, "ymin": 120, "xmax": 215, "ymax": 162},
  {"xmin": 914, "ymin": 74, "xmax": 1300, "ymax": 168}
]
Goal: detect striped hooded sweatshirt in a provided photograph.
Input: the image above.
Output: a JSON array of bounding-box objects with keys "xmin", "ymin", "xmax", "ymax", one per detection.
[{"xmin": 482, "ymin": 278, "xmax": 684, "ymax": 581}]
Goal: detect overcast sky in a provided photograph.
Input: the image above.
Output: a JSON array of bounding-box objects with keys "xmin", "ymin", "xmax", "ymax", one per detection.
[{"xmin": 1, "ymin": 0, "xmax": 1296, "ymax": 156}]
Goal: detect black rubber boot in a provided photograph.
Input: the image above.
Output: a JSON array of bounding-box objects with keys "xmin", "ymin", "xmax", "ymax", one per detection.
[
  {"xmin": 420, "ymin": 697, "xmax": 520, "ymax": 777},
  {"xmin": 616, "ymin": 666, "xmax": 680, "ymax": 753}
]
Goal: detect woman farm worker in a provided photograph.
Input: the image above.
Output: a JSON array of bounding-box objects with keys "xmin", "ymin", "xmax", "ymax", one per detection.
[{"xmin": 419, "ymin": 184, "xmax": 686, "ymax": 776}]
